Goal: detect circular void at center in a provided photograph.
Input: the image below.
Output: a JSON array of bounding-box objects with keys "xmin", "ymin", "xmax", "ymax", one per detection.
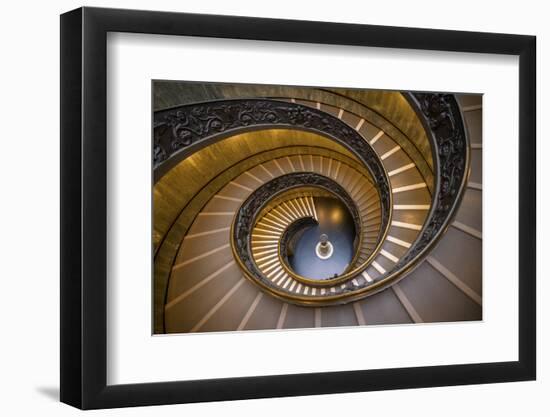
[
  {"xmin": 288, "ymin": 197, "xmax": 356, "ymax": 280},
  {"xmin": 315, "ymin": 234, "xmax": 334, "ymax": 259}
]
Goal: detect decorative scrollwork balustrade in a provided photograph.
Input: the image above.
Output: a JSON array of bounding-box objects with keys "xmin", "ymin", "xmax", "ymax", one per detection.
[
  {"xmin": 279, "ymin": 217, "xmax": 319, "ymax": 269},
  {"xmin": 153, "ymin": 99, "xmax": 391, "ymax": 228},
  {"xmin": 231, "ymin": 173, "xmax": 365, "ymax": 293},
  {"xmin": 227, "ymin": 94, "xmax": 468, "ymax": 305},
  {"xmin": 154, "ymin": 94, "xmax": 468, "ymax": 306},
  {"xmin": 396, "ymin": 93, "xmax": 469, "ymax": 266}
]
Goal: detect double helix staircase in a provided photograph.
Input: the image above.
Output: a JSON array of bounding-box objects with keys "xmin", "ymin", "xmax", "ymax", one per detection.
[{"xmin": 154, "ymin": 89, "xmax": 482, "ymax": 333}]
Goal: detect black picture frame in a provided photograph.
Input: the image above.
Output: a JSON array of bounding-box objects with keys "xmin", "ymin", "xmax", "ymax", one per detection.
[{"xmin": 60, "ymin": 6, "xmax": 536, "ymax": 410}]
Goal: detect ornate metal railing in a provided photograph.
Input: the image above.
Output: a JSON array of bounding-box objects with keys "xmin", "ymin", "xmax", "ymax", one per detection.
[
  {"xmin": 231, "ymin": 173, "xmax": 364, "ymax": 289},
  {"xmin": 397, "ymin": 93, "xmax": 470, "ymax": 266},
  {"xmin": 279, "ymin": 217, "xmax": 318, "ymax": 269},
  {"xmin": 155, "ymin": 94, "xmax": 468, "ymax": 306},
  {"xmin": 153, "ymin": 98, "xmax": 391, "ymax": 228},
  {"xmin": 227, "ymin": 93, "xmax": 468, "ymax": 305}
]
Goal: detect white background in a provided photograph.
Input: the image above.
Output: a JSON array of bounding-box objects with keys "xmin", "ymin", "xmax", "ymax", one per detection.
[
  {"xmin": 0, "ymin": 0, "xmax": 546, "ymax": 415},
  {"xmin": 108, "ymin": 33, "xmax": 519, "ymax": 384}
]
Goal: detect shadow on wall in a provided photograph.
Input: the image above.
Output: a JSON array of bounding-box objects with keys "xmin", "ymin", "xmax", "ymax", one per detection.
[{"xmin": 35, "ymin": 386, "xmax": 59, "ymax": 401}]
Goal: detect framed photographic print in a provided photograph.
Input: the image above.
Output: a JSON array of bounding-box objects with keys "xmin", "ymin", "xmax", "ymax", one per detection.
[{"xmin": 60, "ymin": 6, "xmax": 536, "ymax": 409}]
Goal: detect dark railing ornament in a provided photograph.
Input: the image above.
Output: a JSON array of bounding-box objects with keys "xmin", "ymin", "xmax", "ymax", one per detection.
[
  {"xmin": 396, "ymin": 93, "xmax": 468, "ymax": 266},
  {"xmin": 156, "ymin": 95, "xmax": 468, "ymax": 305},
  {"xmin": 154, "ymin": 99, "xmax": 391, "ymax": 228},
  {"xmin": 232, "ymin": 173, "xmax": 362, "ymax": 290},
  {"xmin": 230, "ymin": 93, "xmax": 468, "ymax": 304},
  {"xmin": 279, "ymin": 217, "xmax": 318, "ymax": 268}
]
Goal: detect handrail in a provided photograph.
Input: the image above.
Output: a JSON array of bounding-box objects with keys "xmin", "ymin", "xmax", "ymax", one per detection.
[
  {"xmin": 229, "ymin": 93, "xmax": 468, "ymax": 305},
  {"xmin": 397, "ymin": 93, "xmax": 470, "ymax": 266},
  {"xmin": 232, "ymin": 173, "xmax": 368, "ymax": 288},
  {"xmin": 156, "ymin": 94, "xmax": 468, "ymax": 306},
  {"xmin": 278, "ymin": 217, "xmax": 318, "ymax": 270},
  {"xmin": 153, "ymin": 99, "xmax": 392, "ymax": 234}
]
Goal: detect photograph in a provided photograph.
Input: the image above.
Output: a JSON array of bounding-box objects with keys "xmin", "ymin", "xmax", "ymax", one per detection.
[
  {"xmin": 152, "ymin": 81, "xmax": 483, "ymax": 335},
  {"xmin": 0, "ymin": 0, "xmax": 538, "ymax": 413}
]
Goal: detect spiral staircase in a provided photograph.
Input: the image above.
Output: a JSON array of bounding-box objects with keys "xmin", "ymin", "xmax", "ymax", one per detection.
[{"xmin": 153, "ymin": 85, "xmax": 482, "ymax": 334}]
